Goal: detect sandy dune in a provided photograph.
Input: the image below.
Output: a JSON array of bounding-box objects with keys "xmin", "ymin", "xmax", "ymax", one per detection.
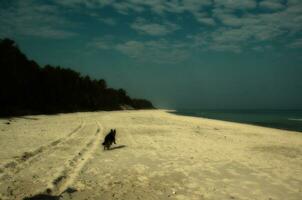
[{"xmin": 0, "ymin": 110, "xmax": 301, "ymax": 200}]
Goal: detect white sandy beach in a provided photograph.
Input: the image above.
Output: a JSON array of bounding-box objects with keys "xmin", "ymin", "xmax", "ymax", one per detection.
[{"xmin": 0, "ymin": 110, "xmax": 301, "ymax": 200}]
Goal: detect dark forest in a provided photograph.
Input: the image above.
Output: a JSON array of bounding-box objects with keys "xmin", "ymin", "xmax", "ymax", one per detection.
[{"xmin": 0, "ymin": 38, "xmax": 154, "ymax": 117}]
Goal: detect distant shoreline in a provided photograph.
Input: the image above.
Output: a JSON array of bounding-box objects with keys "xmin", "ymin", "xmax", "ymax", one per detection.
[
  {"xmin": 170, "ymin": 109, "xmax": 302, "ymax": 133},
  {"xmin": 2, "ymin": 108, "xmax": 302, "ymax": 133}
]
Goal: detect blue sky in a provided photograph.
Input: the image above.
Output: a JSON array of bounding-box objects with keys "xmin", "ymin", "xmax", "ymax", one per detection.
[{"xmin": 1, "ymin": 0, "xmax": 302, "ymax": 109}]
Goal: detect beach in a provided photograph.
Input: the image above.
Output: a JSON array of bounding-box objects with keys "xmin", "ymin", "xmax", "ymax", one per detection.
[{"xmin": 0, "ymin": 110, "xmax": 301, "ymax": 200}]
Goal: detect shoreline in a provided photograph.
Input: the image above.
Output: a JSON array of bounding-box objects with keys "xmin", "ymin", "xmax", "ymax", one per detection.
[
  {"xmin": 2, "ymin": 108, "xmax": 302, "ymax": 134},
  {"xmin": 170, "ymin": 109, "xmax": 302, "ymax": 133}
]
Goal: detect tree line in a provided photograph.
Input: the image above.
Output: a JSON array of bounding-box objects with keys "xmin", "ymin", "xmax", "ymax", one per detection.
[{"xmin": 0, "ymin": 38, "xmax": 154, "ymax": 117}]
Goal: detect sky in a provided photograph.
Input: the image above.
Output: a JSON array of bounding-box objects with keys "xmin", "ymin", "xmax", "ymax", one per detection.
[{"xmin": 0, "ymin": 0, "xmax": 302, "ymax": 109}]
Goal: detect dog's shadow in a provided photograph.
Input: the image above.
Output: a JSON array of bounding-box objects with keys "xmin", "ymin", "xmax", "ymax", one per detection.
[{"xmin": 108, "ymin": 145, "xmax": 127, "ymax": 151}]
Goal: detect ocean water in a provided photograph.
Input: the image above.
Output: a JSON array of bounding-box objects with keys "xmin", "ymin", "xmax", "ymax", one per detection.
[{"xmin": 173, "ymin": 109, "xmax": 302, "ymax": 133}]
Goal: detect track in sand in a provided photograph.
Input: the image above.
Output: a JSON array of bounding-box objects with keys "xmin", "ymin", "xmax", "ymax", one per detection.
[{"xmin": 0, "ymin": 121, "xmax": 103, "ymax": 200}]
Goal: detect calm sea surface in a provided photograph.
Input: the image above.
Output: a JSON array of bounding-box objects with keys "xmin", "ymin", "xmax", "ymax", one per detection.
[{"xmin": 173, "ymin": 109, "xmax": 302, "ymax": 133}]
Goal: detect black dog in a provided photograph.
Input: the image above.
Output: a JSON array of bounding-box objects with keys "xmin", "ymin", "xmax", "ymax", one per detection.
[{"xmin": 102, "ymin": 129, "xmax": 116, "ymax": 150}]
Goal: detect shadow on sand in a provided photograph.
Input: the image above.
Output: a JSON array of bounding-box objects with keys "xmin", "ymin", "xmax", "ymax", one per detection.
[
  {"xmin": 108, "ymin": 145, "xmax": 127, "ymax": 151},
  {"xmin": 23, "ymin": 194, "xmax": 61, "ymax": 200},
  {"xmin": 23, "ymin": 187, "xmax": 77, "ymax": 200}
]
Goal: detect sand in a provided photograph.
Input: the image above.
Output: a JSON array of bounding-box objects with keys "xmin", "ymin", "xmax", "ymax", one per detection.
[{"xmin": 0, "ymin": 110, "xmax": 301, "ymax": 200}]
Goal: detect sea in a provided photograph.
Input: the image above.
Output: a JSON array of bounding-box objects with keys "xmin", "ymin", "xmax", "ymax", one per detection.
[{"xmin": 173, "ymin": 109, "xmax": 302, "ymax": 133}]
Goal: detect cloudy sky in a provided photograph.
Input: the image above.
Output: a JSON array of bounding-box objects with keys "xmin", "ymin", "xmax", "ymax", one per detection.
[{"xmin": 1, "ymin": 0, "xmax": 302, "ymax": 109}]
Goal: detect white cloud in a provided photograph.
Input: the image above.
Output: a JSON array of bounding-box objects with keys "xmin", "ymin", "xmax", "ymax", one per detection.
[
  {"xmin": 209, "ymin": 43, "xmax": 242, "ymax": 53},
  {"xmin": 106, "ymin": 0, "xmax": 215, "ymax": 26},
  {"xmin": 112, "ymin": 1, "xmax": 144, "ymax": 14},
  {"xmin": 6, "ymin": 0, "xmax": 301, "ymax": 54},
  {"xmin": 214, "ymin": 0, "xmax": 257, "ymax": 10},
  {"xmin": 259, "ymin": 0, "xmax": 285, "ymax": 11},
  {"xmin": 54, "ymin": 0, "xmax": 113, "ymax": 8},
  {"xmin": 55, "ymin": 0, "xmax": 302, "ymax": 54},
  {"xmin": 116, "ymin": 41, "xmax": 145, "ymax": 58},
  {"xmin": 252, "ymin": 45, "xmax": 272, "ymax": 51},
  {"xmin": 111, "ymin": 0, "xmax": 212, "ymax": 15},
  {"xmin": 213, "ymin": 9, "xmax": 243, "ymax": 26},
  {"xmin": 131, "ymin": 18, "xmax": 179, "ymax": 36},
  {"xmin": 115, "ymin": 39, "xmax": 190, "ymax": 63},
  {"xmin": 288, "ymin": 39, "xmax": 302, "ymax": 48},
  {"xmin": 196, "ymin": 17, "xmax": 216, "ymax": 26},
  {"xmin": 195, "ymin": 27, "xmax": 251, "ymax": 53},
  {"xmin": 0, "ymin": 0, "xmax": 76, "ymax": 39},
  {"xmin": 97, "ymin": 17, "xmax": 117, "ymax": 26},
  {"xmin": 195, "ymin": 0, "xmax": 302, "ymax": 52},
  {"xmin": 87, "ymin": 37, "xmax": 115, "ymax": 50},
  {"xmin": 193, "ymin": 12, "xmax": 216, "ymax": 26},
  {"xmin": 287, "ymin": 0, "xmax": 301, "ymax": 6}
]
